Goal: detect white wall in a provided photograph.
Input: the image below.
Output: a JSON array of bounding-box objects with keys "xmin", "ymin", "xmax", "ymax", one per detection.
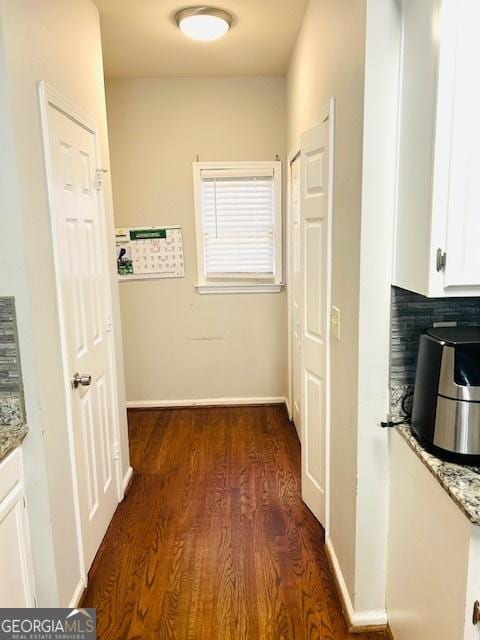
[
  {"xmin": 106, "ymin": 77, "xmax": 287, "ymax": 404},
  {"xmin": 0, "ymin": 0, "xmax": 129, "ymax": 606},
  {"xmin": 355, "ymin": 0, "xmax": 401, "ymax": 620},
  {"xmin": 287, "ymin": 0, "xmax": 401, "ymax": 625},
  {"xmin": 0, "ymin": 23, "xmax": 59, "ymax": 606},
  {"xmin": 287, "ymin": 0, "xmax": 367, "ymax": 602}
]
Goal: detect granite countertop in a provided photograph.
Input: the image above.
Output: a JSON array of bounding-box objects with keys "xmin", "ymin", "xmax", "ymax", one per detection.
[
  {"xmin": 397, "ymin": 424, "xmax": 480, "ymax": 526},
  {"xmin": 0, "ymin": 397, "xmax": 28, "ymax": 462},
  {"xmin": 0, "ymin": 422, "xmax": 28, "ymax": 461}
]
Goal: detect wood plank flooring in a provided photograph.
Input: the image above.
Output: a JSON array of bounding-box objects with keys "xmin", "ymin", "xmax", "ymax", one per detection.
[{"xmin": 82, "ymin": 405, "xmax": 388, "ymax": 640}]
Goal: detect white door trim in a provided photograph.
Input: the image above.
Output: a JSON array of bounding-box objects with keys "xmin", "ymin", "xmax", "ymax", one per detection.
[
  {"xmin": 37, "ymin": 81, "xmax": 123, "ymax": 587},
  {"xmin": 287, "ymin": 146, "xmax": 301, "ymax": 426},
  {"xmin": 323, "ymin": 97, "xmax": 335, "ymax": 539}
]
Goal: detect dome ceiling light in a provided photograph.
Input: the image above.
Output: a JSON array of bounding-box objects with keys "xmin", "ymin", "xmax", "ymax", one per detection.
[{"xmin": 175, "ymin": 6, "xmax": 233, "ymax": 42}]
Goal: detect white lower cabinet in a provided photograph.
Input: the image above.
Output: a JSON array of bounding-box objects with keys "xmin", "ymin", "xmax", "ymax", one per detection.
[
  {"xmin": 387, "ymin": 431, "xmax": 480, "ymax": 639},
  {"xmin": 0, "ymin": 447, "xmax": 36, "ymax": 607}
]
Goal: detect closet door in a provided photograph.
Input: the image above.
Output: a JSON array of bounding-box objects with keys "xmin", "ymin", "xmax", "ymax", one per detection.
[{"xmin": 300, "ymin": 103, "xmax": 334, "ymax": 528}]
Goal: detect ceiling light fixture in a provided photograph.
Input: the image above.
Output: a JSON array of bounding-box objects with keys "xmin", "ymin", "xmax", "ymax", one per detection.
[{"xmin": 175, "ymin": 6, "xmax": 232, "ymax": 42}]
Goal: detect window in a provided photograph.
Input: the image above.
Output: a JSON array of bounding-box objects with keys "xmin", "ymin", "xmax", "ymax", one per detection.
[{"xmin": 193, "ymin": 161, "xmax": 283, "ymax": 293}]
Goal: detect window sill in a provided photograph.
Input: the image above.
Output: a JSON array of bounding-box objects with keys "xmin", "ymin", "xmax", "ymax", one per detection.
[{"xmin": 195, "ymin": 283, "xmax": 283, "ymax": 295}]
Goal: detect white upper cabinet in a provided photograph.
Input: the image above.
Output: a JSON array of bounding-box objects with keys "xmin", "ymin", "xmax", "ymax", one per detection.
[{"xmin": 394, "ymin": 0, "xmax": 480, "ymax": 297}]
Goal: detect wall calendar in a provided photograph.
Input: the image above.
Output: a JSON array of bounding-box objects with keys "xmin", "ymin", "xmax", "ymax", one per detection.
[{"xmin": 115, "ymin": 226, "xmax": 185, "ymax": 281}]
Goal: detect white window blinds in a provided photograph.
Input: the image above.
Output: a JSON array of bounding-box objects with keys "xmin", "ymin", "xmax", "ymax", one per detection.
[{"xmin": 200, "ymin": 168, "xmax": 276, "ymax": 277}]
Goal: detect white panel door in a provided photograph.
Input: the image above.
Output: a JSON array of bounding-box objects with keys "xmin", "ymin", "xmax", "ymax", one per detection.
[
  {"xmin": 444, "ymin": 0, "xmax": 480, "ymax": 288},
  {"xmin": 300, "ymin": 113, "xmax": 332, "ymax": 527},
  {"xmin": 44, "ymin": 100, "xmax": 118, "ymax": 573},
  {"xmin": 291, "ymin": 155, "xmax": 302, "ymax": 433}
]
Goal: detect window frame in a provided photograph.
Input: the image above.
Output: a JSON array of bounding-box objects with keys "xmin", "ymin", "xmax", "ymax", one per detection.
[{"xmin": 192, "ymin": 160, "xmax": 283, "ymax": 294}]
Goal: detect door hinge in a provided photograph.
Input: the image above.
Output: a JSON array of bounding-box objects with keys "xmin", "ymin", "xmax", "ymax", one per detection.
[
  {"xmin": 106, "ymin": 314, "xmax": 112, "ymax": 333},
  {"xmin": 23, "ymin": 496, "xmax": 26, "ymax": 509},
  {"xmin": 473, "ymin": 600, "xmax": 480, "ymax": 625},
  {"xmin": 112, "ymin": 442, "xmax": 121, "ymax": 460},
  {"xmin": 436, "ymin": 248, "xmax": 447, "ymax": 272},
  {"xmin": 95, "ymin": 168, "xmax": 108, "ymax": 191}
]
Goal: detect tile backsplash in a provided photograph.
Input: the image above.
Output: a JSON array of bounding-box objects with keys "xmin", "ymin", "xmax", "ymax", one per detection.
[
  {"xmin": 0, "ymin": 298, "xmax": 25, "ymax": 425},
  {"xmin": 390, "ymin": 286, "xmax": 480, "ymax": 418}
]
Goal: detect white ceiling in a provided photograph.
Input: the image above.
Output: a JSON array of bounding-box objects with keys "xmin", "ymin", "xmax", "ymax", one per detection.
[{"xmin": 93, "ymin": 0, "xmax": 309, "ymax": 78}]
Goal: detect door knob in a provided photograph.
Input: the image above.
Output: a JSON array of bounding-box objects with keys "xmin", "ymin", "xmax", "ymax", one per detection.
[{"xmin": 71, "ymin": 373, "xmax": 92, "ymax": 389}]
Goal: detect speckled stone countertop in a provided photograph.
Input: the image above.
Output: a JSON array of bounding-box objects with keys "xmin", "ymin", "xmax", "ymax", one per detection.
[
  {"xmin": 0, "ymin": 422, "xmax": 28, "ymax": 462},
  {"xmin": 397, "ymin": 424, "xmax": 480, "ymax": 526},
  {"xmin": 0, "ymin": 397, "xmax": 28, "ymax": 462}
]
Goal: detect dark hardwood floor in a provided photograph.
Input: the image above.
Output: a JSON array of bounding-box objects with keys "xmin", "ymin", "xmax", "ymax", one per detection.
[{"xmin": 82, "ymin": 405, "xmax": 388, "ymax": 640}]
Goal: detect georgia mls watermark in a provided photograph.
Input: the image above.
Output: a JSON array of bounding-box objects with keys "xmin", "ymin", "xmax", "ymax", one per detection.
[{"xmin": 0, "ymin": 609, "xmax": 96, "ymax": 640}]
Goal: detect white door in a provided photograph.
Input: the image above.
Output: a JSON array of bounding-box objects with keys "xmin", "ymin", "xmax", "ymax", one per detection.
[
  {"xmin": 41, "ymin": 90, "xmax": 119, "ymax": 574},
  {"xmin": 300, "ymin": 108, "xmax": 333, "ymax": 528},
  {"xmin": 291, "ymin": 155, "xmax": 302, "ymax": 433}
]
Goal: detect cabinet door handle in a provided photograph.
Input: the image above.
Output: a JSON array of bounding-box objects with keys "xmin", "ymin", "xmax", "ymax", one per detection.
[{"xmin": 436, "ymin": 248, "xmax": 447, "ymax": 272}]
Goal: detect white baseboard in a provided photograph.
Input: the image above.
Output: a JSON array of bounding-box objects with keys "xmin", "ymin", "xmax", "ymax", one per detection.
[
  {"xmin": 68, "ymin": 577, "xmax": 86, "ymax": 608},
  {"xmin": 122, "ymin": 465, "xmax": 133, "ymax": 497},
  {"xmin": 126, "ymin": 397, "xmax": 286, "ymax": 409},
  {"xmin": 285, "ymin": 395, "xmax": 292, "ymax": 420},
  {"xmin": 325, "ymin": 537, "xmax": 388, "ymax": 629}
]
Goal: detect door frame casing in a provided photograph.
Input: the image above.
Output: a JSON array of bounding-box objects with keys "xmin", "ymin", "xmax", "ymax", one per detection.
[
  {"xmin": 37, "ymin": 81, "xmax": 124, "ymax": 589},
  {"xmin": 288, "ymin": 98, "xmax": 335, "ymax": 537},
  {"xmin": 286, "ymin": 146, "xmax": 301, "ymax": 432},
  {"xmin": 322, "ymin": 97, "xmax": 335, "ymax": 539}
]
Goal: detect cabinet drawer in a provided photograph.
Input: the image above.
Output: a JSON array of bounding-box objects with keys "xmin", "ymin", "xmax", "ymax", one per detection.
[{"xmin": 0, "ymin": 447, "xmax": 22, "ymax": 503}]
